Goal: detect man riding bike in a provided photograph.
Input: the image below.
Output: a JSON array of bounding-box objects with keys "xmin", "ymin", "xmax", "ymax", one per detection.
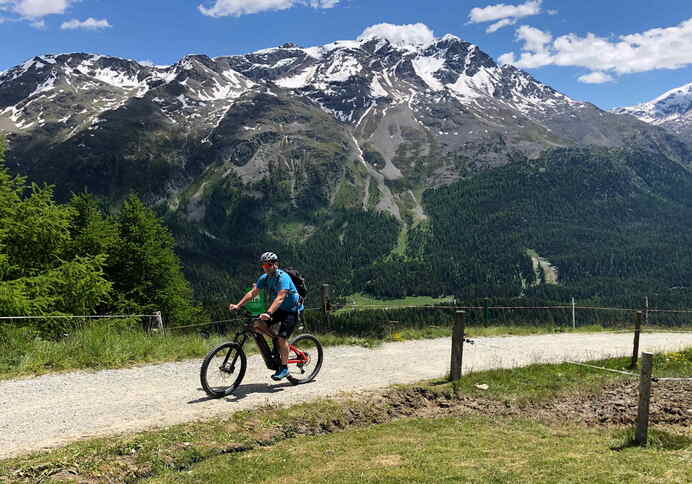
[{"xmin": 228, "ymin": 252, "xmax": 304, "ymax": 381}]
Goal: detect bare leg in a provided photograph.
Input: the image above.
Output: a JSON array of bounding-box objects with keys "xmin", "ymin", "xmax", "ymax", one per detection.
[
  {"xmin": 252, "ymin": 320, "xmax": 276, "ymax": 338},
  {"xmin": 277, "ymin": 337, "xmax": 289, "ymax": 365}
]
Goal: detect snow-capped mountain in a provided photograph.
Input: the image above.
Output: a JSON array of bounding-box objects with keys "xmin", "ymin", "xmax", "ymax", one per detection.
[
  {"xmin": 0, "ymin": 33, "xmax": 687, "ymax": 221},
  {"xmin": 614, "ymin": 82, "xmax": 692, "ymax": 139}
]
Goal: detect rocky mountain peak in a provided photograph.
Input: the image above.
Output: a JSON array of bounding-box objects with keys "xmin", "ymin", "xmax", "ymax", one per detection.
[
  {"xmin": 2, "ymin": 32, "xmax": 683, "ymax": 218},
  {"xmin": 614, "ymin": 82, "xmax": 692, "ymax": 138}
]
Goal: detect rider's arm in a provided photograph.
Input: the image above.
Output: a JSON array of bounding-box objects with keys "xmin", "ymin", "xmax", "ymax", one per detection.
[
  {"xmin": 265, "ymin": 289, "xmax": 288, "ymax": 315},
  {"xmin": 234, "ymin": 286, "xmax": 259, "ymax": 308}
]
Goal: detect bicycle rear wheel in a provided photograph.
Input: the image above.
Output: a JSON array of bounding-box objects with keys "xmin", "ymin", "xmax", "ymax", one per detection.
[
  {"xmin": 200, "ymin": 342, "xmax": 247, "ymax": 397},
  {"xmin": 286, "ymin": 334, "xmax": 323, "ymax": 385}
]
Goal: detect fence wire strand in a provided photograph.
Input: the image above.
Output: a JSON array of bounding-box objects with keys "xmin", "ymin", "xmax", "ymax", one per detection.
[
  {"xmin": 166, "ymin": 318, "xmax": 245, "ymax": 331},
  {"xmin": 565, "ymin": 361, "xmax": 639, "ymax": 377},
  {"xmin": 0, "ymin": 314, "xmax": 155, "ymax": 320}
]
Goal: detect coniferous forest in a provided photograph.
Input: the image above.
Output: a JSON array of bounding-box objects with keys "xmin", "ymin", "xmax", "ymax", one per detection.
[
  {"xmin": 5, "ymin": 135, "xmax": 692, "ymax": 324},
  {"xmin": 0, "ymin": 140, "xmax": 200, "ymax": 335}
]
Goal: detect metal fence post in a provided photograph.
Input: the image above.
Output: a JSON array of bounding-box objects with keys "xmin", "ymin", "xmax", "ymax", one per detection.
[
  {"xmin": 630, "ymin": 311, "xmax": 642, "ymax": 369},
  {"xmin": 635, "ymin": 352, "xmax": 653, "ymax": 446},
  {"xmin": 153, "ymin": 311, "xmax": 164, "ymax": 335},
  {"xmin": 450, "ymin": 311, "xmax": 466, "ymax": 381}
]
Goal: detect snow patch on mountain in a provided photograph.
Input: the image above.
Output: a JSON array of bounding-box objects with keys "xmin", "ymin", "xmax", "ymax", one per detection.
[
  {"xmin": 615, "ymin": 82, "xmax": 692, "ymax": 124},
  {"xmin": 320, "ymin": 51, "xmax": 363, "ymax": 83},
  {"xmin": 448, "ymin": 68, "xmax": 496, "ymax": 101},
  {"xmin": 28, "ymin": 75, "xmax": 57, "ymax": 98},
  {"xmin": 370, "ymin": 77, "xmax": 389, "ymax": 97},
  {"xmin": 411, "ymin": 56, "xmax": 445, "ymax": 91},
  {"xmin": 276, "ymin": 65, "xmax": 319, "ymax": 88}
]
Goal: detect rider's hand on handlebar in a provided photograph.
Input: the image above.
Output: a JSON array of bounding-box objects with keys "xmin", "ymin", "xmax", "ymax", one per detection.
[
  {"xmin": 258, "ymin": 312, "xmax": 271, "ymax": 321},
  {"xmin": 228, "ymin": 303, "xmax": 240, "ymax": 311}
]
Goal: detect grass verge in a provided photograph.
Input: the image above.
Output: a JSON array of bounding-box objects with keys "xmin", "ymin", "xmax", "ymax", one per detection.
[
  {"xmin": 1, "ymin": 348, "xmax": 689, "ymax": 482},
  {"xmin": 0, "ymin": 320, "xmax": 638, "ymax": 382},
  {"xmin": 0, "ymin": 317, "xmax": 680, "ymax": 382}
]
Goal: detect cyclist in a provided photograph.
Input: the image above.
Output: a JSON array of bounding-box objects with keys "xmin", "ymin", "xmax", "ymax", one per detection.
[{"xmin": 228, "ymin": 252, "xmax": 304, "ymax": 381}]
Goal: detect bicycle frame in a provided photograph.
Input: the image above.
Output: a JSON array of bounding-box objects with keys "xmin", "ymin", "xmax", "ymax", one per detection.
[{"xmin": 232, "ymin": 318, "xmax": 309, "ymax": 371}]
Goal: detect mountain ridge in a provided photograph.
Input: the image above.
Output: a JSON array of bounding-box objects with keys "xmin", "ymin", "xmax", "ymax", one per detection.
[
  {"xmin": 1, "ymin": 33, "xmax": 688, "ymax": 221},
  {"xmin": 3, "ymin": 34, "xmax": 692, "ymax": 306},
  {"xmin": 614, "ymin": 82, "xmax": 692, "ymax": 140}
]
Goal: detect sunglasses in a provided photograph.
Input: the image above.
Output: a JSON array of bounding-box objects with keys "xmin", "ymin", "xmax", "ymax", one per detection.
[{"xmin": 260, "ymin": 262, "xmax": 275, "ymax": 268}]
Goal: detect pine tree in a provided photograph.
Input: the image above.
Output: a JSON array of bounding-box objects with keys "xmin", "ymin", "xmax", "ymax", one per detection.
[
  {"xmin": 0, "ymin": 139, "xmax": 112, "ymax": 323},
  {"xmin": 110, "ymin": 195, "xmax": 198, "ymax": 323}
]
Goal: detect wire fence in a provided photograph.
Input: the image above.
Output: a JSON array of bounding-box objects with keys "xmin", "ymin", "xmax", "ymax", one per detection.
[
  {"xmin": 0, "ymin": 314, "xmax": 156, "ymax": 320},
  {"xmin": 2, "ymin": 300, "xmax": 691, "ymax": 341}
]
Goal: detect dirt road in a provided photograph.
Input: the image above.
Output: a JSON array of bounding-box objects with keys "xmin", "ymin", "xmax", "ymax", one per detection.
[{"xmin": 1, "ymin": 332, "xmax": 690, "ymax": 459}]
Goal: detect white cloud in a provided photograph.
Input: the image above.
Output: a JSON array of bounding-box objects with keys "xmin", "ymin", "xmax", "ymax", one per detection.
[
  {"xmin": 1, "ymin": 0, "xmax": 72, "ymax": 18},
  {"xmin": 29, "ymin": 18, "xmax": 44, "ymax": 28},
  {"xmin": 198, "ymin": 0, "xmax": 340, "ymax": 17},
  {"xmin": 357, "ymin": 23, "xmax": 435, "ymax": 48},
  {"xmin": 469, "ymin": 0, "xmax": 543, "ymax": 32},
  {"xmin": 578, "ymin": 72, "xmax": 614, "ymax": 84},
  {"xmin": 307, "ymin": 0, "xmax": 339, "ymax": 7},
  {"xmin": 516, "ymin": 25, "xmax": 552, "ymax": 52},
  {"xmin": 61, "ymin": 17, "xmax": 111, "ymax": 30},
  {"xmin": 486, "ymin": 18, "xmax": 515, "ymax": 34},
  {"xmin": 498, "ymin": 52, "xmax": 516, "ymax": 65},
  {"xmin": 501, "ymin": 18, "xmax": 692, "ymax": 79}
]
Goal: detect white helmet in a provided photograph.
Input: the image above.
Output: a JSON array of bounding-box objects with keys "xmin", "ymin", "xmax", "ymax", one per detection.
[{"xmin": 259, "ymin": 251, "xmax": 279, "ymax": 263}]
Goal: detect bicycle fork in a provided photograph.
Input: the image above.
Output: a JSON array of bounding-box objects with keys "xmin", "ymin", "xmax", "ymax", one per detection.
[{"xmin": 221, "ymin": 335, "xmax": 247, "ymax": 374}]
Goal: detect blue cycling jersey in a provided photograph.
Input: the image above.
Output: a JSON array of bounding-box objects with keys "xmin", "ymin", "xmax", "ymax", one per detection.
[{"xmin": 256, "ymin": 269, "xmax": 304, "ymax": 312}]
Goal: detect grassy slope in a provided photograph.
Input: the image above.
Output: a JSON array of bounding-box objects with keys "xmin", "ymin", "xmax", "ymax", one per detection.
[{"xmin": 150, "ymin": 418, "xmax": 691, "ymax": 484}]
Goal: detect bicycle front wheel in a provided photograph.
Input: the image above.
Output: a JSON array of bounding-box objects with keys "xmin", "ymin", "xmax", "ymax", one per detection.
[
  {"xmin": 200, "ymin": 342, "xmax": 247, "ymax": 397},
  {"xmin": 286, "ymin": 334, "xmax": 323, "ymax": 385}
]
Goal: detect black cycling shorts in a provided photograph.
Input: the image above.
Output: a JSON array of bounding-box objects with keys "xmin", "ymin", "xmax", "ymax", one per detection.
[{"xmin": 271, "ymin": 308, "xmax": 299, "ymax": 340}]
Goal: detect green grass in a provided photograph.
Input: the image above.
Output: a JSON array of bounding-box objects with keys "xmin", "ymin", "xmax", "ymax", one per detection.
[
  {"xmin": 1, "ymin": 349, "xmax": 689, "ymax": 483},
  {"xmin": 336, "ymin": 293, "xmax": 455, "ymax": 313},
  {"xmin": 148, "ymin": 417, "xmax": 692, "ymax": 484},
  {"xmin": 390, "ymin": 323, "xmax": 633, "ymax": 343},
  {"xmin": 0, "ymin": 318, "xmax": 628, "ymax": 381},
  {"xmin": 0, "ymin": 320, "xmax": 232, "ymax": 381},
  {"xmin": 433, "ymin": 346, "xmax": 692, "ymax": 405},
  {"xmin": 0, "ymin": 314, "xmax": 673, "ymax": 382}
]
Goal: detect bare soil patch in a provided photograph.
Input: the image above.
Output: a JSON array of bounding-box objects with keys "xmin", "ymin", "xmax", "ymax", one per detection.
[{"xmin": 333, "ymin": 381, "xmax": 692, "ymax": 428}]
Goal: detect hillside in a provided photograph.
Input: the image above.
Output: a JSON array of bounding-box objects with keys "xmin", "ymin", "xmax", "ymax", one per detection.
[
  {"xmin": 380, "ymin": 147, "xmax": 692, "ymax": 305},
  {"xmin": 2, "ymin": 33, "xmax": 692, "ymax": 308}
]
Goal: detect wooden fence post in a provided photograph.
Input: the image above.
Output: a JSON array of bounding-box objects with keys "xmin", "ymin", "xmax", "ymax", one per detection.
[
  {"xmin": 635, "ymin": 352, "xmax": 653, "ymax": 446},
  {"xmin": 630, "ymin": 311, "xmax": 642, "ymax": 369},
  {"xmin": 319, "ymin": 284, "xmax": 330, "ymax": 333},
  {"xmin": 450, "ymin": 311, "xmax": 466, "ymax": 381}
]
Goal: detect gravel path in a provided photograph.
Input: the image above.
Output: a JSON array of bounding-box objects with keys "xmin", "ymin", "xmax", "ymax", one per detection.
[{"xmin": 1, "ymin": 332, "xmax": 691, "ymax": 459}]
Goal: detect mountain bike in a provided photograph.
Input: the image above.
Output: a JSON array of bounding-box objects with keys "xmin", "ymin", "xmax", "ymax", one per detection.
[{"xmin": 200, "ymin": 311, "xmax": 323, "ymax": 397}]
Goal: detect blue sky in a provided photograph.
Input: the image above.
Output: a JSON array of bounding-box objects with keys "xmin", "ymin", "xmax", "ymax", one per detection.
[{"xmin": 2, "ymin": 0, "xmax": 692, "ymax": 109}]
